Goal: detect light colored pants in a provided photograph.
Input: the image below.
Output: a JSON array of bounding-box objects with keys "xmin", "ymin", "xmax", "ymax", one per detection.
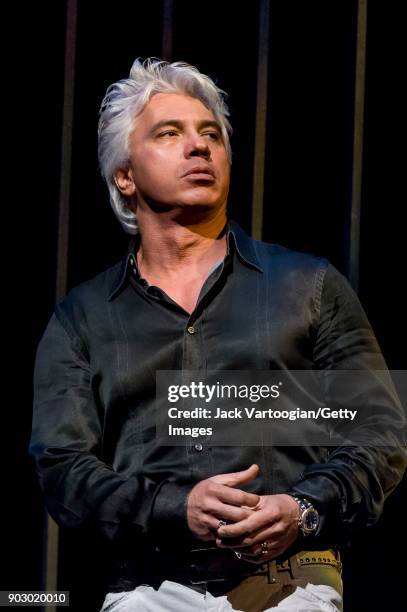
[{"xmin": 100, "ymin": 578, "xmax": 342, "ymax": 611}]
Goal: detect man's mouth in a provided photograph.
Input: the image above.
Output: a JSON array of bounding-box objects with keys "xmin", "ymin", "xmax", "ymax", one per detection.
[{"xmin": 183, "ymin": 166, "xmax": 215, "ymax": 179}]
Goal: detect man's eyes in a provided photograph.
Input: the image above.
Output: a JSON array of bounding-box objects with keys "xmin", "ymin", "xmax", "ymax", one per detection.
[
  {"xmin": 157, "ymin": 130, "xmax": 221, "ymax": 140},
  {"xmin": 205, "ymin": 131, "xmax": 221, "ymax": 140},
  {"xmin": 158, "ymin": 130, "xmax": 178, "ymax": 137}
]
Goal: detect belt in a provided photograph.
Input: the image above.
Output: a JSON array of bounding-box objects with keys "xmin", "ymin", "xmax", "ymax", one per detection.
[
  {"xmin": 174, "ymin": 546, "xmax": 341, "ymax": 585},
  {"xmin": 278, "ymin": 549, "xmax": 341, "ymax": 574},
  {"xmin": 111, "ymin": 546, "xmax": 341, "ymax": 594}
]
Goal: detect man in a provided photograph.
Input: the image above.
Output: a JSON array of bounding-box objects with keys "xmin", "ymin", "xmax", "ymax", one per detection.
[{"xmin": 30, "ymin": 58, "xmax": 406, "ymax": 611}]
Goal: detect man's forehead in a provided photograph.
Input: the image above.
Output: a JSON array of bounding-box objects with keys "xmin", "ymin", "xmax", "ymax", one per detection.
[{"xmin": 139, "ymin": 92, "xmax": 216, "ymax": 124}]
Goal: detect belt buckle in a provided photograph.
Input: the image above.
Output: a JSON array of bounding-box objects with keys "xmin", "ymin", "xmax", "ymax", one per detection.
[{"xmin": 187, "ymin": 547, "xmax": 277, "ymax": 586}]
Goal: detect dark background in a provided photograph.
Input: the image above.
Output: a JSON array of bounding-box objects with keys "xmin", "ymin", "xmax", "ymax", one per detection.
[{"xmin": 8, "ymin": 1, "xmax": 405, "ymax": 610}]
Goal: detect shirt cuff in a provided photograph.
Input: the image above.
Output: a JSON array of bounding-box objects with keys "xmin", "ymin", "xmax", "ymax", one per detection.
[
  {"xmin": 151, "ymin": 481, "xmax": 195, "ymax": 544},
  {"xmin": 285, "ymin": 477, "xmax": 343, "ymax": 545}
]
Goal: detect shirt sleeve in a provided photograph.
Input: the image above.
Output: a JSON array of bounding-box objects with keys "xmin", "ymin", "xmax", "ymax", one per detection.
[
  {"xmin": 286, "ymin": 263, "xmax": 407, "ymax": 544},
  {"xmin": 29, "ymin": 312, "xmax": 192, "ymax": 545}
]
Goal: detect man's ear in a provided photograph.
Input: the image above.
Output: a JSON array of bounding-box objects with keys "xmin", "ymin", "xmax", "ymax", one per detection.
[{"xmin": 114, "ymin": 167, "xmax": 136, "ymax": 196}]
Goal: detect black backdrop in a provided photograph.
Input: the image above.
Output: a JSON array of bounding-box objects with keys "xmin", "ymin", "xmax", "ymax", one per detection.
[{"xmin": 9, "ymin": 1, "xmax": 405, "ymax": 610}]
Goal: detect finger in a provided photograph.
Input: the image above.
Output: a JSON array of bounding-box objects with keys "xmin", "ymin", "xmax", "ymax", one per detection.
[
  {"xmin": 217, "ymin": 521, "xmax": 287, "ymax": 548},
  {"xmin": 238, "ymin": 545, "xmax": 264, "ymax": 557},
  {"xmin": 215, "ymin": 537, "xmax": 281, "ymax": 563},
  {"xmin": 243, "ymin": 541, "xmax": 279, "ymax": 556},
  {"xmin": 198, "ymin": 482, "xmax": 259, "ymax": 515},
  {"xmin": 212, "ymin": 464, "xmax": 260, "ymax": 488},
  {"xmin": 211, "ymin": 501, "xmax": 255, "ymax": 524},
  {"xmin": 240, "ymin": 541, "xmax": 280, "ymax": 562},
  {"xmin": 205, "ymin": 514, "xmax": 229, "ymax": 533},
  {"xmin": 215, "ymin": 532, "xmax": 278, "ymax": 550},
  {"xmin": 215, "ymin": 485, "xmax": 260, "ymax": 508},
  {"xmin": 218, "ymin": 508, "xmax": 277, "ymax": 539},
  {"xmin": 239, "ymin": 551, "xmax": 276, "ymax": 564},
  {"xmin": 216, "ymin": 536, "xmax": 248, "ymax": 548},
  {"xmin": 239, "ymin": 523, "xmax": 286, "ymax": 547}
]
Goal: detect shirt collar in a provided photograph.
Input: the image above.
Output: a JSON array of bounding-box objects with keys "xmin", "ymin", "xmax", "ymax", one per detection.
[
  {"xmin": 108, "ymin": 234, "xmax": 140, "ymax": 301},
  {"xmin": 226, "ymin": 219, "xmax": 263, "ymax": 273},
  {"xmin": 108, "ymin": 219, "xmax": 263, "ymax": 301}
]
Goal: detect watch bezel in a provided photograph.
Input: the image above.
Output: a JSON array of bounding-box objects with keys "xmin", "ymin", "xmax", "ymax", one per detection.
[
  {"xmin": 301, "ymin": 505, "xmax": 320, "ymax": 534},
  {"xmin": 288, "ymin": 494, "xmax": 320, "ymax": 535}
]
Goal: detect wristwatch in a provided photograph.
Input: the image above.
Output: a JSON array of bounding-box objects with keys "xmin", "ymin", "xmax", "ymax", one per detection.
[{"xmin": 288, "ymin": 495, "xmax": 320, "ymax": 536}]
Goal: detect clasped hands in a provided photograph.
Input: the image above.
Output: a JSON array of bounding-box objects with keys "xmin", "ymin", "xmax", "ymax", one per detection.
[{"xmin": 186, "ymin": 464, "xmax": 300, "ymax": 564}]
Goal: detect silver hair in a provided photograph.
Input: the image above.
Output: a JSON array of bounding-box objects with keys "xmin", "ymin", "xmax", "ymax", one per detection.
[{"xmin": 98, "ymin": 57, "xmax": 232, "ymax": 234}]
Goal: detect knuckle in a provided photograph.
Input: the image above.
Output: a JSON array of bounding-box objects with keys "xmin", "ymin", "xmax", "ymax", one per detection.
[
  {"xmin": 207, "ymin": 481, "xmax": 219, "ymax": 495},
  {"xmin": 235, "ymin": 491, "xmax": 245, "ymax": 504},
  {"xmin": 203, "ymin": 484, "xmax": 213, "ymax": 497},
  {"xmin": 201, "ymin": 497, "xmax": 212, "ymax": 512},
  {"xmin": 267, "ymin": 510, "xmax": 278, "ymax": 524}
]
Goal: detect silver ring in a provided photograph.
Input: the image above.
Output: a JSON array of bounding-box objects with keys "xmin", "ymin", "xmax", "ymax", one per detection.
[
  {"xmin": 260, "ymin": 542, "xmax": 269, "ymax": 554},
  {"xmin": 218, "ymin": 519, "xmax": 227, "ymax": 529},
  {"xmin": 234, "ymin": 551, "xmax": 242, "ymax": 559}
]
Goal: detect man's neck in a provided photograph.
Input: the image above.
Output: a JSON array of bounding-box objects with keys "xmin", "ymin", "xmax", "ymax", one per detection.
[{"xmin": 136, "ymin": 208, "xmax": 228, "ymax": 282}]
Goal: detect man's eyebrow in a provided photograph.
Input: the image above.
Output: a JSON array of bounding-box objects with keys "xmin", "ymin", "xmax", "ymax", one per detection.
[
  {"xmin": 197, "ymin": 120, "xmax": 222, "ymax": 132},
  {"xmin": 149, "ymin": 119, "xmax": 222, "ymax": 134}
]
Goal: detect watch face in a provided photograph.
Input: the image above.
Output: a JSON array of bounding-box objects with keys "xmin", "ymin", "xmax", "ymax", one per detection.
[{"xmin": 303, "ymin": 508, "xmax": 319, "ymax": 533}]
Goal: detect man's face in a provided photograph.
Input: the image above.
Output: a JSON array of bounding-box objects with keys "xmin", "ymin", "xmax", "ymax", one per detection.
[{"xmin": 119, "ymin": 93, "xmax": 230, "ymax": 215}]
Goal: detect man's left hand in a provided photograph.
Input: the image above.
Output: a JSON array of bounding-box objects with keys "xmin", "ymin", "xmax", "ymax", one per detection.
[{"xmin": 216, "ymin": 494, "xmax": 300, "ymax": 563}]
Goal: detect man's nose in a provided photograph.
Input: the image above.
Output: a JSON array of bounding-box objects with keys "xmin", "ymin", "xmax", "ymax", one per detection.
[{"xmin": 185, "ymin": 135, "xmax": 211, "ymax": 158}]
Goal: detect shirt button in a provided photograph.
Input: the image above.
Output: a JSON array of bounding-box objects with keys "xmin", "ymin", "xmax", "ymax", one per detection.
[
  {"xmin": 187, "ymin": 326, "xmax": 195, "ymax": 334},
  {"xmin": 194, "ymin": 443, "xmax": 203, "ymax": 452},
  {"xmin": 129, "ymin": 256, "xmax": 135, "ymax": 267}
]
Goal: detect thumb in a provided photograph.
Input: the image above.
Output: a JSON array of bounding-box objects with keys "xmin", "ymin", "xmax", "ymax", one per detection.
[{"xmin": 213, "ymin": 463, "xmax": 260, "ymax": 488}]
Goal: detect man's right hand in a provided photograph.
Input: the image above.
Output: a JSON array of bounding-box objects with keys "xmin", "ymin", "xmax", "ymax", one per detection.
[{"xmin": 186, "ymin": 464, "xmax": 260, "ymax": 540}]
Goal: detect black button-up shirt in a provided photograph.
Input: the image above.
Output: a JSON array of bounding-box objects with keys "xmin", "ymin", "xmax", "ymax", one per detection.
[{"xmin": 30, "ymin": 220, "xmax": 406, "ymax": 560}]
